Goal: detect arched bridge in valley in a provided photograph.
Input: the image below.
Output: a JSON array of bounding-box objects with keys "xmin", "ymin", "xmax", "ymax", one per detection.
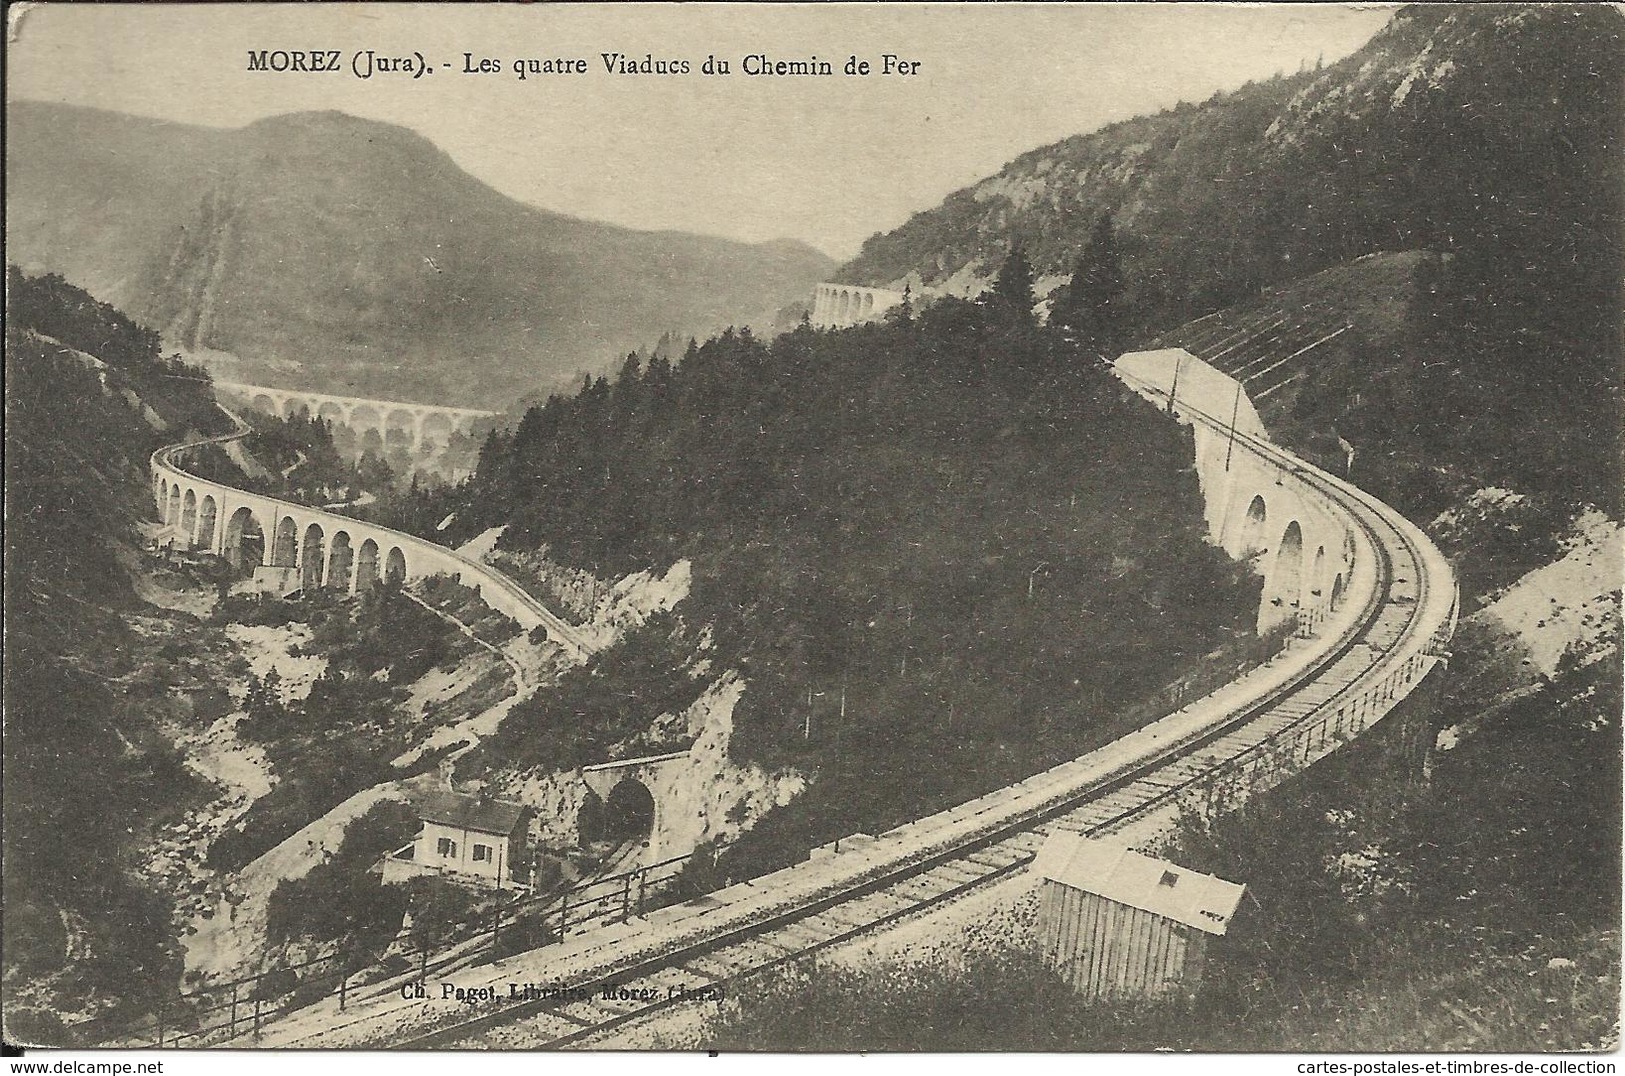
[
  {"xmin": 811, "ymin": 282, "xmax": 907, "ymax": 328},
  {"xmin": 212, "ymin": 382, "xmax": 498, "ymax": 450},
  {"xmin": 1117, "ymin": 348, "xmax": 1359, "ymax": 637},
  {"xmin": 150, "ymin": 412, "xmax": 588, "ymax": 659},
  {"xmin": 250, "ymin": 346, "xmax": 1460, "ymax": 1050}
]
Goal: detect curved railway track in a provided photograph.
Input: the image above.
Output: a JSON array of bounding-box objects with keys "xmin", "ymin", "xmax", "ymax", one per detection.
[
  {"xmin": 240, "ymin": 365, "xmax": 1453, "ymax": 1050},
  {"xmin": 150, "ymin": 407, "xmax": 591, "ymax": 655}
]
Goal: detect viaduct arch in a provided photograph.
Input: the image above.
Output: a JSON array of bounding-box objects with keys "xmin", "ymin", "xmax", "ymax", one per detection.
[
  {"xmin": 1115, "ymin": 349, "xmax": 1360, "ymax": 636},
  {"xmin": 810, "ymin": 283, "xmax": 907, "ymax": 329},
  {"xmin": 151, "ymin": 414, "xmax": 589, "ymax": 659},
  {"xmin": 211, "ymin": 382, "xmax": 498, "ymax": 452}
]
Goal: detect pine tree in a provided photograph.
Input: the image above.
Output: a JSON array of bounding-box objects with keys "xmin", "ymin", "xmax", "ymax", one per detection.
[
  {"xmin": 887, "ymin": 284, "xmax": 915, "ymax": 325},
  {"xmin": 611, "ymin": 352, "xmax": 644, "ymax": 426},
  {"xmin": 615, "ymin": 351, "xmax": 643, "ymax": 386},
  {"xmin": 1050, "ymin": 213, "xmax": 1127, "ymax": 361},
  {"xmin": 645, "ymin": 352, "xmax": 674, "ymax": 399},
  {"xmin": 987, "ymin": 245, "xmax": 1037, "ymax": 324}
]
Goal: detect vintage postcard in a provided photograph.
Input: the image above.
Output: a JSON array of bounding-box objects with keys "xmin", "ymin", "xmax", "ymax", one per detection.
[{"xmin": 4, "ymin": 1, "xmax": 1620, "ymax": 1059}]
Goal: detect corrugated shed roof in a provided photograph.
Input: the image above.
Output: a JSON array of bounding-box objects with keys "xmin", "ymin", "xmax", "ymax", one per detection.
[
  {"xmin": 416, "ymin": 790, "xmax": 526, "ymax": 835},
  {"xmin": 1033, "ymin": 832, "xmax": 1246, "ymax": 936}
]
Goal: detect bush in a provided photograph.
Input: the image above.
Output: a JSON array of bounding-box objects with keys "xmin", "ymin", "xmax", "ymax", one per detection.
[
  {"xmin": 263, "ymin": 800, "xmax": 416, "ymax": 946},
  {"xmin": 690, "ymin": 943, "xmax": 1096, "ymax": 1051}
]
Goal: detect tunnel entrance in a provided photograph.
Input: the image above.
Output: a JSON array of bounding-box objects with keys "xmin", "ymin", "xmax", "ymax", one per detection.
[{"xmin": 604, "ymin": 780, "xmax": 655, "ymax": 844}]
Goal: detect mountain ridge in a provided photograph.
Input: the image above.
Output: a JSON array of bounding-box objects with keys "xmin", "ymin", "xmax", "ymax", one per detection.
[
  {"xmin": 6, "ymin": 102, "xmax": 833, "ymax": 409},
  {"xmin": 834, "ymin": 5, "xmax": 1622, "ymax": 333}
]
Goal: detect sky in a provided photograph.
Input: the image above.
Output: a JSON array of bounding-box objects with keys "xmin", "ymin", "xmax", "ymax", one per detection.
[{"xmin": 8, "ymin": 2, "xmax": 1396, "ymax": 261}]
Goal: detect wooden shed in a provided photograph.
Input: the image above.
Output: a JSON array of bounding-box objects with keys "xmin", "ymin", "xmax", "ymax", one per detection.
[{"xmin": 1032, "ymin": 832, "xmax": 1246, "ymax": 1002}]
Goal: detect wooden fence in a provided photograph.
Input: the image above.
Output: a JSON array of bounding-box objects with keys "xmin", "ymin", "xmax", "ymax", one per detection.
[{"xmin": 141, "ymin": 849, "xmax": 701, "ymax": 1047}]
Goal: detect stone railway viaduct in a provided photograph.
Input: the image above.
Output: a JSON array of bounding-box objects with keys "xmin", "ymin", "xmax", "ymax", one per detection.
[
  {"xmin": 153, "ymin": 405, "xmax": 719, "ymax": 867},
  {"xmin": 811, "ymin": 283, "xmax": 907, "ymax": 329},
  {"xmin": 1116, "ymin": 349, "xmax": 1357, "ymax": 637},
  {"xmin": 151, "ymin": 413, "xmax": 587, "ymax": 659},
  {"xmin": 212, "ymin": 382, "xmax": 497, "ymax": 451}
]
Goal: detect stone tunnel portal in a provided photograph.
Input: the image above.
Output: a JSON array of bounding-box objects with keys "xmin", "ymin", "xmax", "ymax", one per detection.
[{"xmin": 604, "ymin": 779, "xmax": 656, "ymax": 844}]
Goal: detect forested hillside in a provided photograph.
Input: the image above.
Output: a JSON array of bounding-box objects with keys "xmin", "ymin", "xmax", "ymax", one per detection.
[
  {"xmin": 4, "ymin": 269, "xmax": 228, "ymax": 1041},
  {"xmin": 841, "ymin": 5, "xmax": 1622, "ymax": 507},
  {"xmin": 184, "ymin": 408, "xmax": 399, "ymax": 509},
  {"xmin": 428, "ymin": 264, "xmax": 1257, "ymax": 872}
]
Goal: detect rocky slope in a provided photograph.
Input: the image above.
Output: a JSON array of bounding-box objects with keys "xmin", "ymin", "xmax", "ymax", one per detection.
[{"xmin": 837, "ymin": 5, "xmax": 1621, "ymax": 333}]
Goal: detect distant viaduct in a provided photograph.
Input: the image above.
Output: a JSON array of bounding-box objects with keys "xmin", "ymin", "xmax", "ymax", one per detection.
[
  {"xmin": 811, "ymin": 283, "xmax": 907, "ymax": 329},
  {"xmin": 212, "ymin": 382, "xmax": 497, "ymax": 450},
  {"xmin": 151, "ymin": 414, "xmax": 586, "ymax": 658}
]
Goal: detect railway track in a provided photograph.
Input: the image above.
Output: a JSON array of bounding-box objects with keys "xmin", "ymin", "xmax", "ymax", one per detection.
[
  {"xmin": 151, "ymin": 407, "xmax": 592, "ymax": 655},
  {"xmin": 312, "ymin": 374, "xmax": 1451, "ymax": 1051}
]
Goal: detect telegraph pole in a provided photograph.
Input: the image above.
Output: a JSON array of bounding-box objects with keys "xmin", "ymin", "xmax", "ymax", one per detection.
[
  {"xmin": 1225, "ymin": 380, "xmax": 1243, "ymax": 472},
  {"xmin": 1166, "ymin": 352, "xmax": 1185, "ymax": 414}
]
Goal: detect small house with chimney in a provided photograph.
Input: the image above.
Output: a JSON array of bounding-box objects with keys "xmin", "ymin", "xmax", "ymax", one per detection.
[{"xmin": 405, "ymin": 789, "xmax": 528, "ymax": 889}]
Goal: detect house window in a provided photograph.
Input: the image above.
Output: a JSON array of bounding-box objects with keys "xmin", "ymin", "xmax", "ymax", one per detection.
[
  {"xmin": 473, "ymin": 844, "xmax": 491, "ymax": 863},
  {"xmin": 437, "ymin": 837, "xmax": 457, "ymax": 858},
  {"xmin": 1159, "ymin": 871, "xmax": 1180, "ymax": 888}
]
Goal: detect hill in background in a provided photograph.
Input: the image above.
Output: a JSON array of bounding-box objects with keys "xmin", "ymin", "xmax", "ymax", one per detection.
[
  {"xmin": 841, "ymin": 4, "xmax": 1621, "ymax": 507},
  {"xmin": 839, "ymin": 7, "xmax": 1618, "ymax": 324},
  {"xmin": 6, "ymin": 105, "xmax": 833, "ymax": 410}
]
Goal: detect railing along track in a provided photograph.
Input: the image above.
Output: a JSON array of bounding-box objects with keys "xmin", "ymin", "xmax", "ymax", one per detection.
[{"xmin": 382, "ymin": 398, "xmax": 1448, "ymax": 1049}]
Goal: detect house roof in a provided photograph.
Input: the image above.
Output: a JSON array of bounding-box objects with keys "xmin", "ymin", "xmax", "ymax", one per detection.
[
  {"xmin": 1032, "ymin": 832, "xmax": 1246, "ymax": 936},
  {"xmin": 417, "ymin": 790, "xmax": 526, "ymax": 836}
]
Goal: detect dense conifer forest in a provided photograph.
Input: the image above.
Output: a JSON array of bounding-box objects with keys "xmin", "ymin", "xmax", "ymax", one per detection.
[{"xmin": 426, "ymin": 255, "xmax": 1257, "ymax": 871}]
